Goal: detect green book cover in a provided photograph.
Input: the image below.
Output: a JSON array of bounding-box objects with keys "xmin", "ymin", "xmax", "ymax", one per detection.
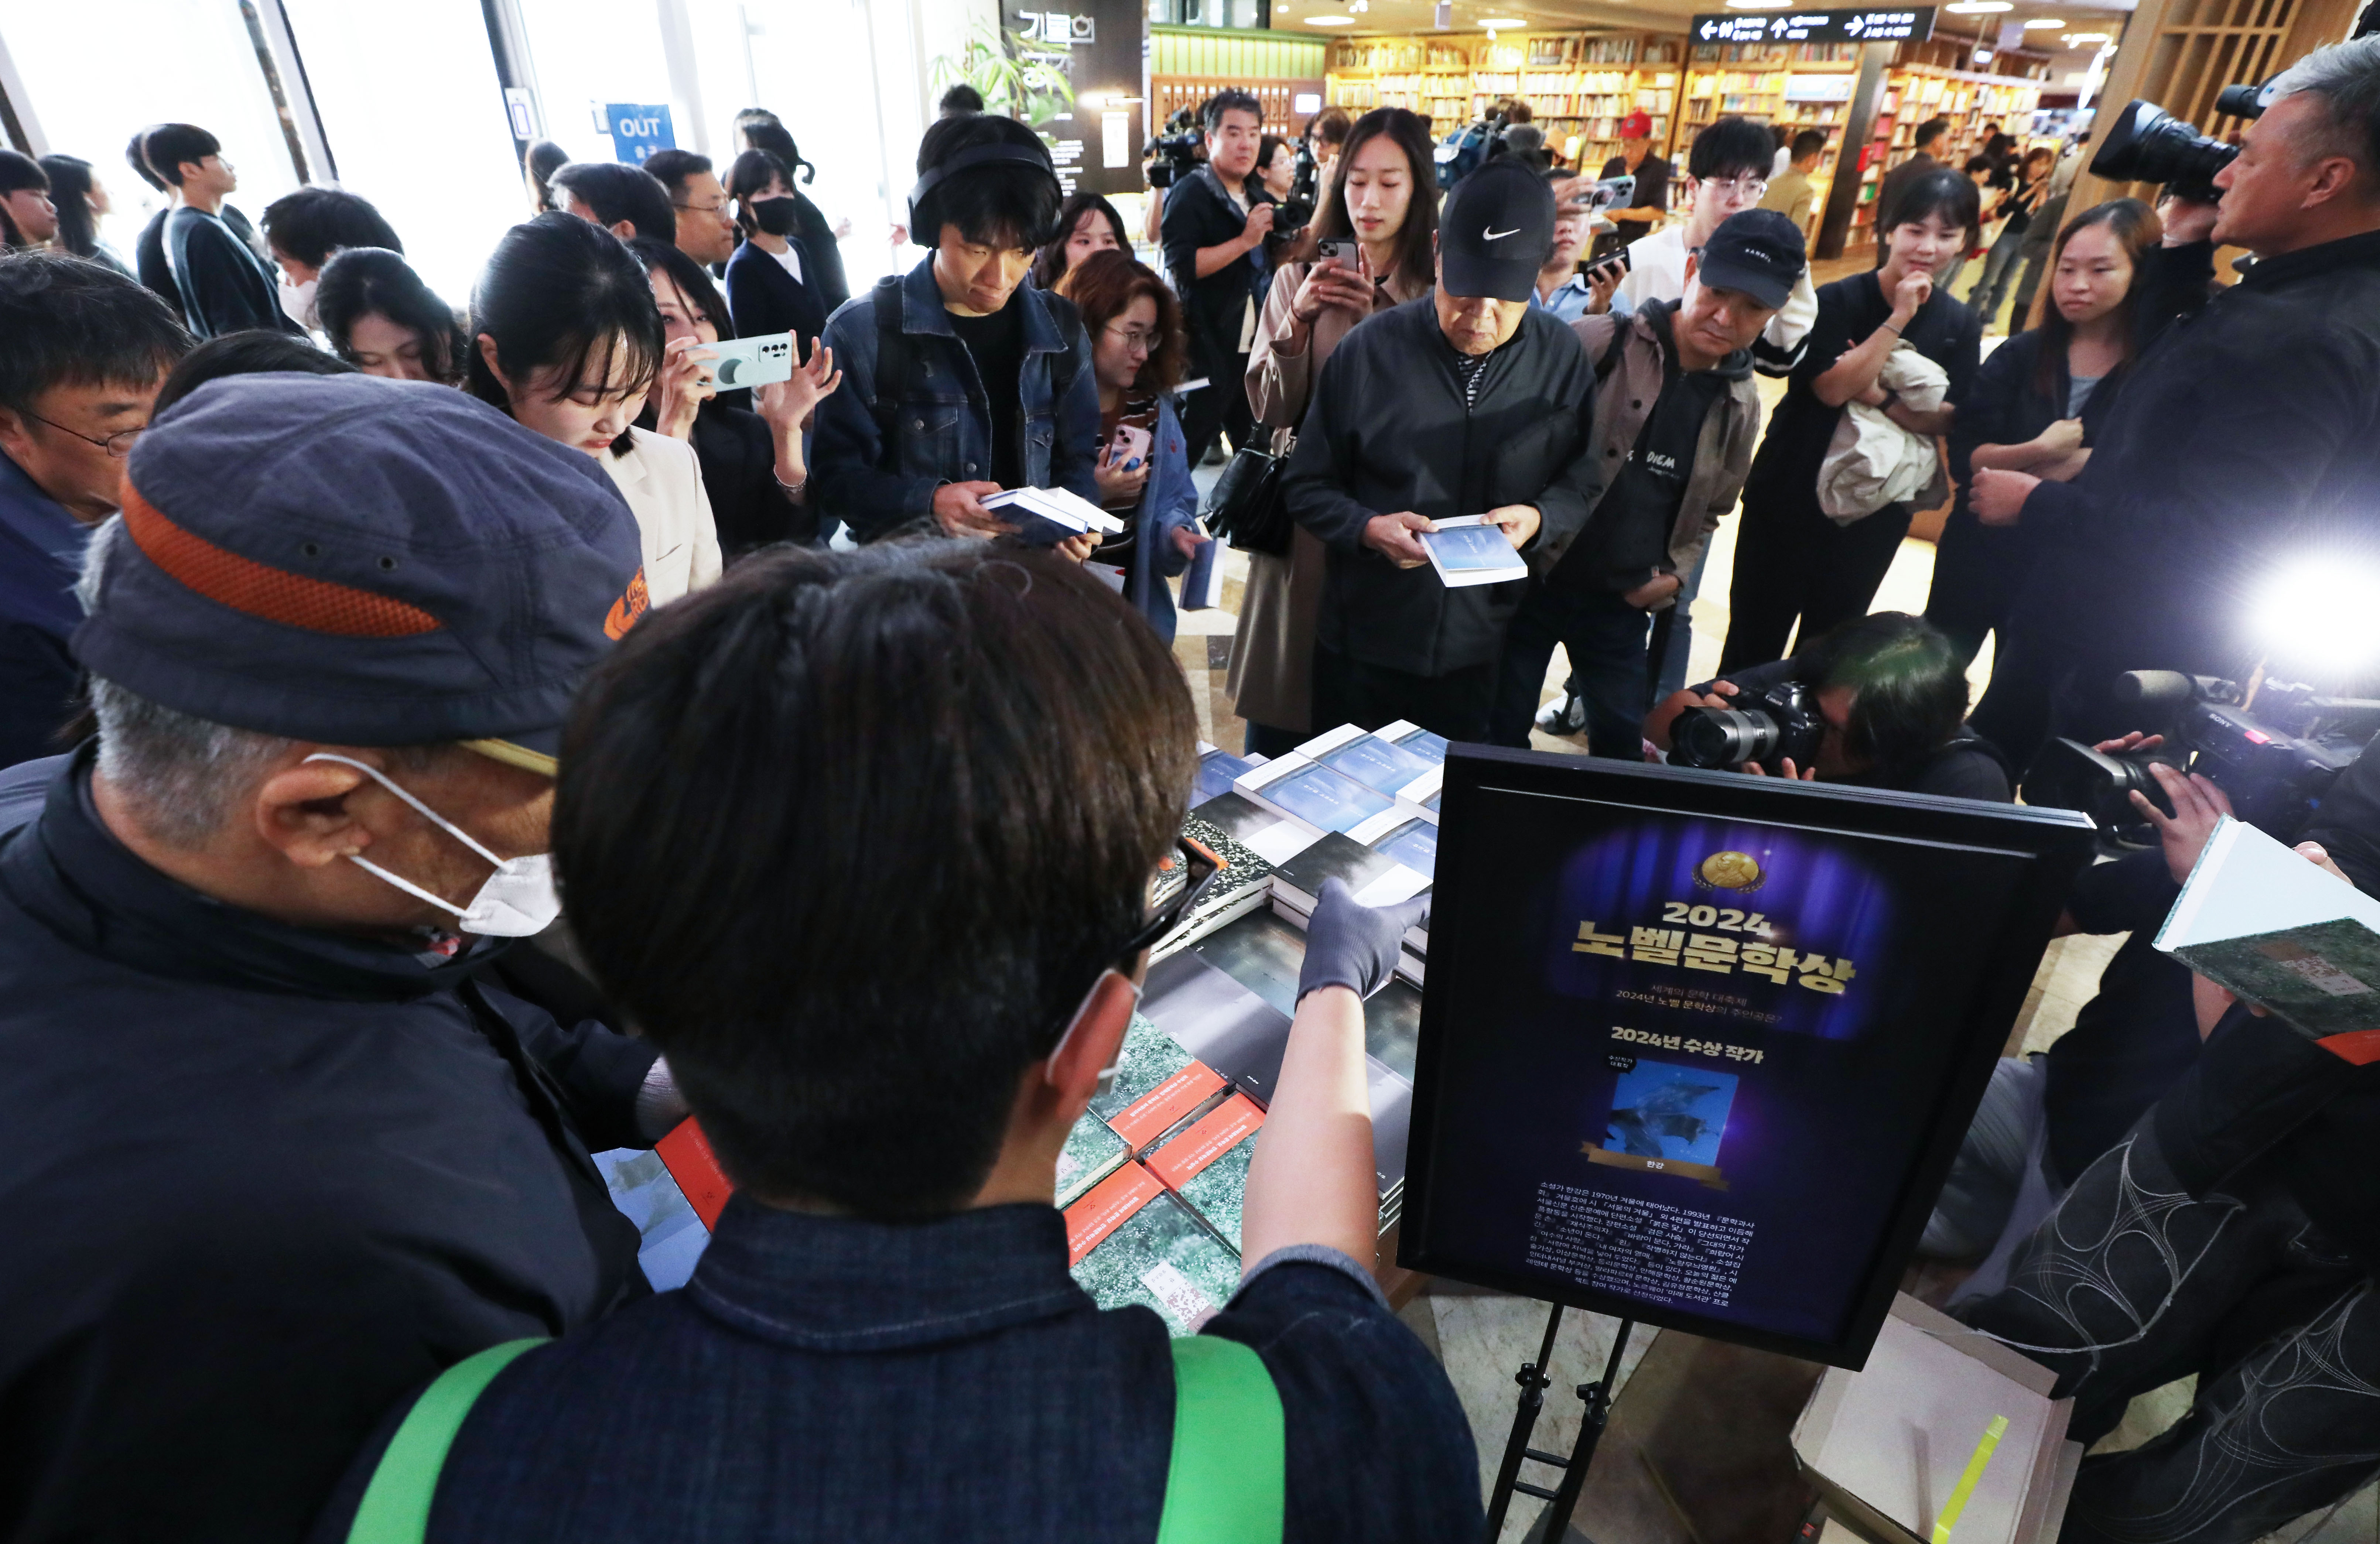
[
  {"xmin": 1086, "ymin": 1014, "xmax": 1196, "ymax": 1125},
  {"xmin": 2158, "ymin": 815, "xmax": 2380, "ymax": 1040},
  {"xmin": 1070, "ymin": 1191, "xmax": 1244, "ymax": 1335},
  {"xmin": 2171, "ymin": 917, "xmax": 2380, "ymax": 1038},
  {"xmin": 1054, "ymin": 1114, "xmax": 1130, "ymax": 1208},
  {"xmin": 1175, "ymin": 1139, "xmax": 1255, "ymax": 1254}
]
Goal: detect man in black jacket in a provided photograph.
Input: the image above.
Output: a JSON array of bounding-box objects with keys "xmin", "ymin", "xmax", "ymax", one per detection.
[
  {"xmin": 1969, "ymin": 35, "xmax": 2380, "ymax": 773},
  {"xmin": 0, "ymin": 374, "xmax": 675, "ymax": 1542},
  {"xmin": 1161, "ymin": 88, "xmax": 1275, "ymax": 468},
  {"xmin": 1283, "ymin": 158, "xmax": 1600, "ymax": 740},
  {"xmin": 140, "ymin": 122, "xmax": 306, "ymax": 342}
]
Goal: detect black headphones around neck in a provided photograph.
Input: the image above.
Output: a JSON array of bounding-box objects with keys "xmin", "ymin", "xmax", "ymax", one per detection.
[{"xmin": 907, "ymin": 142, "xmax": 1062, "ymax": 245}]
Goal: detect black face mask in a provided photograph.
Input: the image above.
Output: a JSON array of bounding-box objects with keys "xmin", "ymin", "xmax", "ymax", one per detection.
[{"xmin": 749, "ymin": 196, "xmax": 801, "ymax": 237}]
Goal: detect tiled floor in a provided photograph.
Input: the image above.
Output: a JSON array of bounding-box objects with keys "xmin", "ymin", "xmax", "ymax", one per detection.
[{"xmin": 1174, "ymin": 265, "xmax": 2376, "ymax": 1541}]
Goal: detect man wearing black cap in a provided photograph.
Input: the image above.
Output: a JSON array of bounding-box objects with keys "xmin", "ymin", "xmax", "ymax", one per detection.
[
  {"xmin": 1490, "ymin": 210, "xmax": 1805, "ymax": 754},
  {"xmin": 0, "ymin": 373, "xmax": 676, "ymax": 1541},
  {"xmin": 1282, "ymin": 157, "xmax": 1602, "ymax": 740}
]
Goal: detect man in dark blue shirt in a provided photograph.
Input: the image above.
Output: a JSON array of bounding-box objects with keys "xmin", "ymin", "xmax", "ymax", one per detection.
[
  {"xmin": 0, "ymin": 254, "xmax": 188, "ymax": 768},
  {"xmin": 311, "ymin": 542, "xmax": 1482, "ymax": 1541}
]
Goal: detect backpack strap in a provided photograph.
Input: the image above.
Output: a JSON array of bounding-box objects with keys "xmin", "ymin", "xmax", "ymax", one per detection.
[
  {"xmin": 1594, "ymin": 316, "xmax": 1630, "ymax": 380},
  {"xmin": 1158, "ymin": 1335, "xmax": 1285, "ymax": 1544},
  {"xmin": 344, "ymin": 1338, "xmax": 546, "ymax": 1544},
  {"xmin": 869, "ymin": 273, "xmax": 907, "ymax": 452}
]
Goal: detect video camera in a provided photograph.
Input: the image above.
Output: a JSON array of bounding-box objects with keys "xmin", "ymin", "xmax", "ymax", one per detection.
[
  {"xmin": 2027, "ymin": 670, "xmax": 2380, "ymax": 844},
  {"xmin": 1146, "ymin": 108, "xmax": 1201, "ymax": 190},
  {"xmin": 1434, "ymin": 110, "xmax": 1514, "ymax": 192},
  {"xmin": 2091, "ymin": 73, "xmax": 2277, "ymax": 202},
  {"xmin": 1670, "ymin": 681, "xmax": 1826, "ymax": 777}
]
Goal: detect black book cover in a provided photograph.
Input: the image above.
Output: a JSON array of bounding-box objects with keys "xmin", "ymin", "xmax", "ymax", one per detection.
[{"xmin": 1271, "ymin": 832, "xmax": 1418, "ymax": 912}]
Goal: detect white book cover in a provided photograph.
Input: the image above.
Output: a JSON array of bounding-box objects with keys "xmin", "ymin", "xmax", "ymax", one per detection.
[
  {"xmin": 2155, "ymin": 815, "xmax": 2380, "ymax": 1039},
  {"xmin": 1419, "ymin": 515, "xmax": 1528, "ymax": 588},
  {"xmin": 981, "ymin": 486, "xmax": 1126, "ymax": 541}
]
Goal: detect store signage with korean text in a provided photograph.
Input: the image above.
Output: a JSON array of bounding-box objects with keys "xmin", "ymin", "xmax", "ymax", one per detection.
[{"xmin": 1690, "ymin": 7, "xmax": 1935, "ymax": 44}]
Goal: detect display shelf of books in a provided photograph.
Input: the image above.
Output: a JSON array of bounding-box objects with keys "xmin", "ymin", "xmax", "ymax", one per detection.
[
  {"xmin": 1675, "ymin": 40, "xmax": 1862, "ymax": 214},
  {"xmin": 1323, "ymin": 31, "xmax": 1682, "ymax": 166},
  {"xmin": 1846, "ymin": 50, "xmax": 2048, "ymax": 249},
  {"xmin": 1150, "ymin": 25, "xmax": 1328, "ymax": 137}
]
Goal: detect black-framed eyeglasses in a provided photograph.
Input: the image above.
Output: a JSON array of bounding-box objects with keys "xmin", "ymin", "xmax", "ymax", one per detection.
[
  {"xmin": 1120, "ymin": 836, "xmax": 1224, "ymax": 959},
  {"xmin": 26, "ymin": 410, "xmax": 144, "ymax": 459}
]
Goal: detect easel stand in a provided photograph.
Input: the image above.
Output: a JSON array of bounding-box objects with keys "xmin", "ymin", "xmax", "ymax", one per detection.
[{"xmin": 1481, "ymin": 1302, "xmax": 1637, "ymax": 1544}]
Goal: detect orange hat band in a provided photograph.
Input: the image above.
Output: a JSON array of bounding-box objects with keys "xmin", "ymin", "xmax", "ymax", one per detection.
[{"xmin": 119, "ymin": 483, "xmax": 443, "ymax": 638}]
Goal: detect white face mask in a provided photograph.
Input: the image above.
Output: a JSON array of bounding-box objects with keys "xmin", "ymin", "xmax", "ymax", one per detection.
[
  {"xmin": 279, "ymin": 271, "xmax": 319, "ymax": 329},
  {"xmin": 305, "ymin": 752, "xmax": 560, "ymax": 937}
]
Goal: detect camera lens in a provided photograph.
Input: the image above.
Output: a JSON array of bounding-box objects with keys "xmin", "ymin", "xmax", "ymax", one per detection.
[
  {"xmin": 2090, "ymin": 99, "xmax": 2239, "ymax": 200},
  {"xmin": 1672, "ymin": 708, "xmax": 1782, "ymax": 770}
]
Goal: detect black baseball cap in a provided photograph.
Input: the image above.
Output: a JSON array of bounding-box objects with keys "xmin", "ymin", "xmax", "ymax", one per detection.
[
  {"xmin": 76, "ymin": 372, "xmax": 647, "ymax": 775},
  {"xmin": 1439, "ymin": 158, "xmax": 1556, "ymax": 303},
  {"xmin": 1696, "ymin": 209, "xmax": 1807, "ymax": 311}
]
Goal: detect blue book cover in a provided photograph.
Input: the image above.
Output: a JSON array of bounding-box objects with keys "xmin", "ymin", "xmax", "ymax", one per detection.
[
  {"xmin": 1195, "ymin": 748, "xmax": 1258, "ymax": 804},
  {"xmin": 1371, "ymin": 818, "xmax": 1438, "ymax": 882},
  {"xmin": 1261, "ymin": 763, "xmax": 1394, "ymax": 833},
  {"xmin": 1391, "ymin": 727, "xmax": 1450, "ymax": 764},
  {"xmin": 1318, "ymin": 733, "xmax": 1435, "ymax": 797}
]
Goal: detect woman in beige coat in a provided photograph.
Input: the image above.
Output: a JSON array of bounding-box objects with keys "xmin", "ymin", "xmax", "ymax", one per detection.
[{"xmin": 1234, "ymin": 108, "xmax": 1440, "ymax": 753}]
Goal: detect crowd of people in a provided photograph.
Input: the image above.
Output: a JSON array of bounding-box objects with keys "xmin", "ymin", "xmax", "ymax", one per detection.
[{"xmin": 0, "ymin": 27, "xmax": 2377, "ymax": 1543}]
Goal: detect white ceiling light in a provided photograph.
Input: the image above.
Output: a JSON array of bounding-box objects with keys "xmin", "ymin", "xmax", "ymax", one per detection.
[
  {"xmin": 1477, "ymin": 15, "xmax": 1527, "ymax": 24},
  {"xmin": 1945, "ymin": 2, "xmax": 2014, "ymax": 13},
  {"xmin": 2023, "ymin": 15, "xmax": 2067, "ymax": 24},
  {"xmin": 1303, "ymin": 13, "xmax": 1356, "ymax": 22},
  {"xmin": 1724, "ymin": 0, "xmax": 1795, "ymax": 10},
  {"xmin": 2064, "ymin": 31, "xmax": 2112, "ymax": 42}
]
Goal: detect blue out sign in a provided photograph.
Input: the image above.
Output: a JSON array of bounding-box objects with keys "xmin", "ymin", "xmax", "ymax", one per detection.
[{"xmin": 598, "ymin": 103, "xmax": 676, "ymax": 164}]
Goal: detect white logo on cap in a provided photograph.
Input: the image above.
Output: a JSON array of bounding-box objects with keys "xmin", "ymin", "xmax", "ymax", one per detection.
[{"xmin": 1483, "ymin": 226, "xmax": 1519, "ymax": 240}]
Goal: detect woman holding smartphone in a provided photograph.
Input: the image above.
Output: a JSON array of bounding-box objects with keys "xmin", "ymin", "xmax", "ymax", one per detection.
[
  {"xmin": 1054, "ymin": 250, "xmax": 1207, "ymax": 640},
  {"xmin": 1234, "ymin": 106, "xmax": 1440, "ymax": 755}
]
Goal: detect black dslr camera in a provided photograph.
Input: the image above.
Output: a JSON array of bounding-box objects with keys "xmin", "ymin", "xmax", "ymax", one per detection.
[
  {"xmin": 1146, "ymin": 109, "xmax": 1202, "ymax": 190},
  {"xmin": 2027, "ymin": 670, "xmax": 2380, "ymax": 845},
  {"xmin": 1670, "ymin": 681, "xmax": 1827, "ymax": 777},
  {"xmin": 2092, "ymin": 75, "xmax": 2277, "ymax": 202}
]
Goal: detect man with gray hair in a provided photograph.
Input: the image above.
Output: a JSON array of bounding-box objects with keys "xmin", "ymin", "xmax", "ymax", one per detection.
[
  {"xmin": 1967, "ymin": 33, "xmax": 2380, "ymax": 771},
  {"xmin": 0, "ymin": 372, "xmax": 678, "ymax": 1540}
]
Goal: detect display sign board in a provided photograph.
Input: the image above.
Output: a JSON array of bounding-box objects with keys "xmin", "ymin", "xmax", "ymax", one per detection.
[
  {"xmin": 1691, "ymin": 7, "xmax": 1935, "ymax": 44},
  {"xmin": 1400, "ymin": 749, "xmax": 2091, "ymax": 1369},
  {"xmin": 598, "ymin": 103, "xmax": 675, "ymax": 165},
  {"xmin": 1005, "ymin": 0, "xmax": 1144, "ymax": 198}
]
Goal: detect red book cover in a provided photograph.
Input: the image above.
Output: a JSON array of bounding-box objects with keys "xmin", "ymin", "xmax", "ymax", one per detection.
[
  {"xmin": 1146, "ymin": 1093, "xmax": 1265, "ymax": 1189},
  {"xmin": 1106, "ymin": 1063, "xmax": 1227, "ymax": 1151},
  {"xmin": 1063, "ymin": 1162, "xmax": 1164, "ymax": 1266},
  {"xmin": 656, "ymin": 1118, "xmax": 735, "ymax": 1230}
]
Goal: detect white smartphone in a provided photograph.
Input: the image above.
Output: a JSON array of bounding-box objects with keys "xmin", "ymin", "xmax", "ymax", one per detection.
[{"xmin": 704, "ymin": 332, "xmax": 796, "ymax": 388}]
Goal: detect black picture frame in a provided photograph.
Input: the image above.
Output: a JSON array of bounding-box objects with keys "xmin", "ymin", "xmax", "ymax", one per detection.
[{"xmin": 1399, "ymin": 745, "xmax": 2096, "ymax": 1370}]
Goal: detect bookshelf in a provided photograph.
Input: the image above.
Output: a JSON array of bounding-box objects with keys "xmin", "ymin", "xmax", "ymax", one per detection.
[
  {"xmin": 1150, "ymin": 27, "xmax": 1329, "ymax": 138},
  {"xmin": 1846, "ymin": 46, "xmax": 2049, "ymax": 248},
  {"xmin": 1324, "ymin": 32, "xmax": 1685, "ymax": 170},
  {"xmin": 1675, "ymin": 41, "xmax": 1864, "ymax": 236}
]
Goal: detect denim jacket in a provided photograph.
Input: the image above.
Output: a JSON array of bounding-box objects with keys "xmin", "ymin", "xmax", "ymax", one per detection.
[
  {"xmin": 810, "ymin": 257, "xmax": 1102, "ymax": 542},
  {"xmin": 1124, "ymin": 394, "xmax": 1201, "ymax": 641}
]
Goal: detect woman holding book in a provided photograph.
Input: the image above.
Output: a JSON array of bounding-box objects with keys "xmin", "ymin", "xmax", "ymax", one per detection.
[
  {"xmin": 1054, "ymin": 250, "xmax": 1208, "ymax": 641},
  {"xmin": 1234, "ymin": 107, "xmax": 1441, "ymax": 756}
]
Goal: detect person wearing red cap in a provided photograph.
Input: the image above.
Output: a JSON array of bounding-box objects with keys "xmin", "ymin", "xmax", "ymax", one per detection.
[{"xmin": 1597, "ymin": 109, "xmax": 1673, "ymax": 248}]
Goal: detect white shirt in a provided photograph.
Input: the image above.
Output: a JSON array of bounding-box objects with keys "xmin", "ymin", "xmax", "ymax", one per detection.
[
  {"xmin": 770, "ymin": 243, "xmax": 804, "ymax": 285},
  {"xmin": 1224, "ymin": 181, "xmax": 1258, "ymax": 354},
  {"xmin": 600, "ymin": 426, "xmax": 724, "ymax": 606}
]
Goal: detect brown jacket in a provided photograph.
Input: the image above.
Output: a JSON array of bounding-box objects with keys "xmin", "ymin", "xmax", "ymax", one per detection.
[{"xmin": 1548, "ymin": 302, "xmax": 1762, "ymax": 606}]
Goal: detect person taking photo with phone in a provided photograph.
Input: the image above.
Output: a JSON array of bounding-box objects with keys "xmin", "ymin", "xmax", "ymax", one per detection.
[
  {"xmin": 1234, "ymin": 107, "xmax": 1440, "ymax": 755},
  {"xmin": 1163, "ymin": 89, "xmax": 1277, "ymax": 469},
  {"xmin": 1531, "ymin": 167, "xmax": 1624, "ymax": 322}
]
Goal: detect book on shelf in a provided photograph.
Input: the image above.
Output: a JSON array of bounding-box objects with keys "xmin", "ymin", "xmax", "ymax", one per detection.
[
  {"xmin": 2156, "ymin": 814, "xmax": 2380, "ymax": 1042},
  {"xmin": 1192, "ymin": 740, "xmax": 1262, "ymax": 805},
  {"xmin": 1295, "ymin": 722, "xmax": 1440, "ymax": 798},
  {"xmin": 1234, "ymin": 753, "xmax": 1397, "ymax": 835}
]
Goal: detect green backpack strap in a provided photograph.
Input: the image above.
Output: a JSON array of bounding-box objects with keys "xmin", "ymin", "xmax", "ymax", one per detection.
[
  {"xmin": 1158, "ymin": 1335, "xmax": 1285, "ymax": 1544},
  {"xmin": 345, "ymin": 1338, "xmax": 546, "ymax": 1544}
]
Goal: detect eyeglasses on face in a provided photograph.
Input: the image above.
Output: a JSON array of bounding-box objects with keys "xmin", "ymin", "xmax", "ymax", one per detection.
[
  {"xmin": 673, "ymin": 198, "xmax": 732, "ymax": 215},
  {"xmin": 1121, "ymin": 836, "xmax": 1224, "ymax": 959},
  {"xmin": 1103, "ymin": 323, "xmax": 1158, "ymax": 352},
  {"xmin": 26, "ymin": 411, "xmax": 144, "ymax": 458},
  {"xmin": 1702, "ymin": 175, "xmax": 1768, "ymax": 202}
]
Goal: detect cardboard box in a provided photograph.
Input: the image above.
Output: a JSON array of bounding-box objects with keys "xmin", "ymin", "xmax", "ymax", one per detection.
[{"xmin": 1792, "ymin": 1294, "xmax": 2082, "ymax": 1544}]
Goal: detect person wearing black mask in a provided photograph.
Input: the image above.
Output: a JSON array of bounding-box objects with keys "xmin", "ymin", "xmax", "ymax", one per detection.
[
  {"xmin": 735, "ymin": 110, "xmax": 851, "ymax": 311},
  {"xmin": 723, "ymin": 149, "xmax": 829, "ymax": 359}
]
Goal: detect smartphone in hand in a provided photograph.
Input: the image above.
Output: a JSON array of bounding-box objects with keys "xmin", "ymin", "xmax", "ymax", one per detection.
[
  {"xmin": 1108, "ymin": 422, "xmax": 1152, "ymax": 472},
  {"xmin": 701, "ymin": 332, "xmax": 796, "ymax": 388},
  {"xmin": 1315, "ymin": 236, "xmax": 1358, "ymax": 268}
]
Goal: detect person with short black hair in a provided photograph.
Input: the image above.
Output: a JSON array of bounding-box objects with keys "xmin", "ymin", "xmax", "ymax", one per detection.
[
  {"xmin": 150, "ymin": 328, "xmax": 357, "ymax": 417},
  {"xmin": 1308, "ymin": 103, "xmax": 1353, "ymax": 178},
  {"xmin": 811, "ymin": 114, "xmax": 1101, "ymax": 546},
  {"xmin": 522, "ymin": 138, "xmax": 568, "ymax": 215},
  {"xmin": 307, "ymin": 540, "xmax": 1483, "ymax": 1543},
  {"xmin": 0, "ymin": 150, "xmax": 58, "ymax": 250},
  {"xmin": 1284, "ymin": 159, "xmax": 1602, "ymax": 739},
  {"xmin": 1162, "ymin": 87, "xmax": 1275, "ymax": 468},
  {"xmin": 1530, "ymin": 167, "xmax": 1613, "ymax": 322},
  {"xmin": 1761, "ymin": 129, "xmax": 1827, "ymax": 233},
  {"xmin": 722, "ymin": 148, "xmax": 830, "ymax": 356},
  {"xmin": 1648, "ymin": 612, "xmax": 2011, "ymax": 797},
  {"xmin": 259, "ymin": 186, "xmax": 402, "ymax": 331},
  {"xmin": 642, "ymin": 147, "xmax": 736, "ymax": 268},
  {"xmin": 471, "ymin": 213, "xmax": 722, "ymax": 603},
  {"xmin": 0, "ymin": 253, "xmax": 189, "ymax": 767},
  {"xmin": 1719, "ymin": 169, "xmax": 1980, "ymax": 675},
  {"xmin": 938, "ymin": 81, "xmax": 986, "ymax": 117},
  {"xmin": 1878, "ymin": 116, "xmax": 1952, "ymax": 239},
  {"xmin": 38, "ymin": 154, "xmax": 130, "ymax": 275},
  {"xmin": 548, "ymin": 161, "xmax": 676, "ymax": 244},
  {"xmin": 318, "ymin": 247, "xmax": 468, "ymax": 384},
  {"xmin": 735, "ymin": 110, "xmax": 851, "ymax": 309},
  {"xmin": 133, "ymin": 123, "xmax": 304, "ymax": 340},
  {"xmin": 1029, "ymin": 189, "xmax": 1130, "ymax": 291},
  {"xmin": 1962, "ymin": 143, "xmax": 2055, "ymax": 330},
  {"xmin": 629, "ymin": 235, "xmax": 840, "ymax": 557}
]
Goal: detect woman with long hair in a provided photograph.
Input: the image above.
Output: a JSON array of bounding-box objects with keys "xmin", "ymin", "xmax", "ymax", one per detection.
[
  {"xmin": 722, "ymin": 148, "xmax": 829, "ymax": 356},
  {"xmin": 1054, "ymin": 249, "xmax": 1209, "ymax": 639},
  {"xmin": 318, "ymin": 246, "xmax": 467, "ymax": 384},
  {"xmin": 1720, "ymin": 169, "xmax": 1983, "ymax": 673},
  {"xmin": 1028, "ymin": 190, "xmax": 1129, "ymax": 291},
  {"xmin": 469, "ymin": 212, "xmax": 720, "ymax": 604},
  {"xmin": 523, "ymin": 139, "xmax": 568, "ymax": 215},
  {"xmin": 1231, "ymin": 106, "xmax": 1440, "ymax": 754},
  {"xmin": 629, "ymin": 235, "xmax": 841, "ymax": 557},
  {"xmin": 38, "ymin": 155, "xmax": 130, "ymax": 274}
]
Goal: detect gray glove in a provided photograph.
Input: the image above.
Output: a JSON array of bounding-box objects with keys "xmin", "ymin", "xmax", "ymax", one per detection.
[{"xmin": 1297, "ymin": 877, "xmax": 1430, "ymax": 1004}]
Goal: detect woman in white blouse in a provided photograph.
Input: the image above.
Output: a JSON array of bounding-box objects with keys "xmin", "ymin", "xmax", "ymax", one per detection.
[{"xmin": 468, "ymin": 212, "xmax": 722, "ymax": 605}]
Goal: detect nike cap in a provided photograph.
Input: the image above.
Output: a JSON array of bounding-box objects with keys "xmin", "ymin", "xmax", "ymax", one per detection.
[
  {"xmin": 1696, "ymin": 208, "xmax": 1808, "ymax": 312},
  {"xmin": 76, "ymin": 372, "xmax": 648, "ymax": 776},
  {"xmin": 1440, "ymin": 158, "xmax": 1556, "ymax": 303}
]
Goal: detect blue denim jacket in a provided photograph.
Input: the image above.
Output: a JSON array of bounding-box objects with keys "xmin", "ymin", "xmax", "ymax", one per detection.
[
  {"xmin": 308, "ymin": 1198, "xmax": 1483, "ymax": 1543},
  {"xmin": 1124, "ymin": 394, "xmax": 1200, "ymax": 642},
  {"xmin": 811, "ymin": 257, "xmax": 1103, "ymax": 541}
]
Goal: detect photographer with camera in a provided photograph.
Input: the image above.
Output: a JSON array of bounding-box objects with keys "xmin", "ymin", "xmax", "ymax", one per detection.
[
  {"xmin": 1162, "ymin": 89, "xmax": 1278, "ymax": 469},
  {"xmin": 1646, "ymin": 611, "xmax": 2012, "ymax": 797},
  {"xmin": 1490, "ymin": 211, "xmax": 1805, "ymax": 757},
  {"xmin": 1967, "ymin": 35, "xmax": 2380, "ymax": 773}
]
